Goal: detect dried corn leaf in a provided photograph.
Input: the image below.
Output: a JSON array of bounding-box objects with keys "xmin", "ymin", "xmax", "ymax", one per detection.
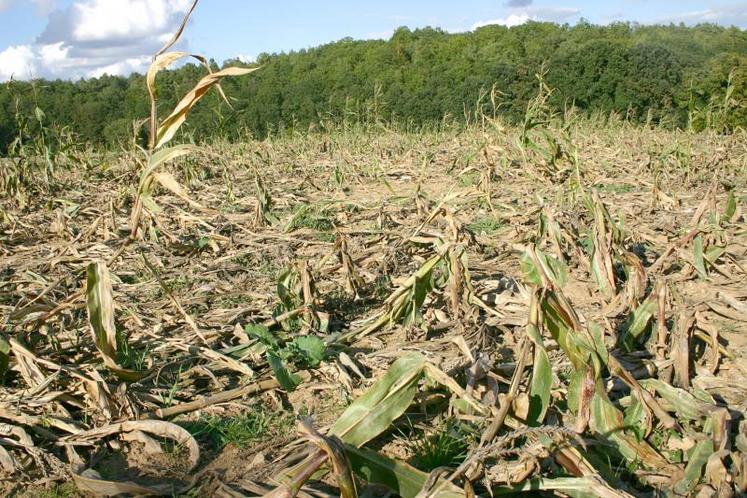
[
  {"xmin": 85, "ymin": 262, "xmax": 143, "ymax": 381},
  {"xmin": 156, "ymin": 66, "xmax": 258, "ymax": 149},
  {"xmin": 64, "ymin": 420, "xmax": 199, "ymax": 470},
  {"xmin": 73, "ymin": 469, "xmax": 173, "ymax": 496},
  {"xmin": 300, "ymin": 420, "xmax": 357, "ymax": 498}
]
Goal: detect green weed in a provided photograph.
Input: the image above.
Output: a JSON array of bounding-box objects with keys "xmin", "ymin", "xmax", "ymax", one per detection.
[
  {"xmin": 285, "ymin": 204, "xmax": 334, "ymax": 232},
  {"xmin": 597, "ymin": 183, "xmax": 636, "ymax": 194},
  {"xmin": 17, "ymin": 482, "xmax": 79, "ymax": 498},
  {"xmin": 468, "ymin": 216, "xmax": 504, "ymax": 235},
  {"xmin": 116, "ymin": 336, "xmax": 150, "ymax": 371},
  {"xmin": 182, "ymin": 406, "xmax": 292, "ymax": 450},
  {"xmin": 457, "ymin": 171, "xmax": 480, "ymax": 187},
  {"xmin": 407, "ymin": 420, "xmax": 474, "ymax": 472}
]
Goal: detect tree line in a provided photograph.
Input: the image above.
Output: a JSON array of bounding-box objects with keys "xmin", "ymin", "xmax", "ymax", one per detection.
[{"xmin": 1, "ymin": 21, "xmax": 745, "ymax": 153}]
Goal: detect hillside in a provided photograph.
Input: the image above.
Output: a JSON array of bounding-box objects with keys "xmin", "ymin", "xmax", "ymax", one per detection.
[{"xmin": 1, "ymin": 21, "xmax": 746, "ymax": 153}]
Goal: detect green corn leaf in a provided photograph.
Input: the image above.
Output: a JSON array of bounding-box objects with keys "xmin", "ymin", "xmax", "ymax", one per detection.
[
  {"xmin": 692, "ymin": 235, "xmax": 708, "ymax": 278},
  {"xmin": 638, "ymin": 379, "xmax": 713, "ymax": 421},
  {"xmin": 345, "ymin": 445, "xmax": 464, "ymax": 498},
  {"xmin": 541, "ymin": 291, "xmax": 588, "ymax": 372},
  {"xmin": 590, "ymin": 385, "xmax": 671, "ymax": 471},
  {"xmin": 0, "ymin": 336, "xmax": 9, "ymax": 383},
  {"xmin": 330, "ymin": 353, "xmax": 426, "ymax": 447},
  {"xmin": 526, "ymin": 322, "xmax": 552, "ymax": 425},
  {"xmin": 520, "ymin": 252, "xmax": 543, "ymax": 286},
  {"xmin": 674, "ymin": 430, "xmax": 714, "ymax": 495},
  {"xmin": 704, "ymin": 245, "xmax": 725, "ymax": 265},
  {"xmin": 619, "ymin": 294, "xmax": 656, "ymax": 351},
  {"xmin": 623, "ymin": 393, "xmax": 648, "ymax": 441},
  {"xmin": 277, "ymin": 267, "xmax": 300, "ymax": 312},
  {"xmin": 722, "ymin": 189, "xmax": 736, "ymax": 224},
  {"xmin": 521, "ymin": 250, "xmax": 567, "ymax": 288}
]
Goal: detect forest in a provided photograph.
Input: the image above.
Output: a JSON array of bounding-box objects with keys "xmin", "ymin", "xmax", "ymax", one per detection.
[{"xmin": 0, "ymin": 20, "xmax": 746, "ymax": 153}]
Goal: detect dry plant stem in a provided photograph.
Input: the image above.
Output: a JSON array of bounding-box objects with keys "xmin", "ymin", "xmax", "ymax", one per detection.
[
  {"xmin": 480, "ymin": 338, "xmax": 530, "ymax": 447},
  {"xmin": 648, "ymin": 227, "xmax": 700, "ymax": 274},
  {"xmin": 149, "ymin": 0, "xmax": 200, "ymax": 149},
  {"xmin": 8, "ymin": 274, "xmax": 73, "ymax": 325},
  {"xmin": 655, "ymin": 281, "xmax": 669, "ymax": 361},
  {"xmin": 36, "ymin": 290, "xmax": 84, "ymax": 324},
  {"xmin": 263, "ymin": 306, "xmax": 308, "ymax": 328},
  {"xmin": 141, "ymin": 252, "xmax": 208, "ymax": 345},
  {"xmin": 145, "ymin": 371, "xmax": 311, "ymax": 419},
  {"xmin": 263, "ymin": 450, "xmax": 329, "ymax": 498},
  {"xmin": 298, "ymin": 419, "xmax": 357, "ymax": 498},
  {"xmin": 33, "ymin": 232, "xmax": 135, "ymax": 327},
  {"xmin": 672, "ymin": 310, "xmax": 695, "ymax": 389},
  {"xmin": 9, "ymin": 338, "xmax": 89, "ymax": 383}
]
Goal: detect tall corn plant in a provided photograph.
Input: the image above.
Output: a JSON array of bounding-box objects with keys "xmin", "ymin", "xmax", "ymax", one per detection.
[
  {"xmin": 127, "ymin": 0, "xmax": 257, "ymax": 242},
  {"xmin": 87, "ymin": 0, "xmax": 257, "ymax": 377},
  {"xmin": 517, "ymin": 71, "xmax": 573, "ymax": 178}
]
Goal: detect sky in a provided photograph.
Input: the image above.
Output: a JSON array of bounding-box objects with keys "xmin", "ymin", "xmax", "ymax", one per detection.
[{"xmin": 0, "ymin": 0, "xmax": 745, "ymax": 82}]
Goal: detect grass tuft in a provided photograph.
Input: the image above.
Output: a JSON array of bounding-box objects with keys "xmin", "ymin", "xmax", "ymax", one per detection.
[
  {"xmin": 407, "ymin": 420, "xmax": 474, "ymax": 472},
  {"xmin": 181, "ymin": 406, "xmax": 293, "ymax": 450},
  {"xmin": 468, "ymin": 216, "xmax": 504, "ymax": 235}
]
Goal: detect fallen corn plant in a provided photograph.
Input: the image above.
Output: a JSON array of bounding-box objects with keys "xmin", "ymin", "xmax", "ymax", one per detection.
[
  {"xmin": 266, "ymin": 352, "xmax": 484, "ymax": 497},
  {"xmin": 521, "ymin": 244, "xmax": 732, "ymax": 492}
]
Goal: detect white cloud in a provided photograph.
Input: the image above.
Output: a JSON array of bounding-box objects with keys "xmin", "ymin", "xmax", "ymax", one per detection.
[
  {"xmin": 472, "ymin": 7, "xmax": 580, "ymax": 30},
  {"xmin": 40, "ymin": 41, "xmax": 68, "ymax": 65},
  {"xmin": 656, "ymin": 4, "xmax": 747, "ymax": 27},
  {"xmin": 87, "ymin": 56, "xmax": 152, "ymax": 78},
  {"xmin": 236, "ymin": 53, "xmax": 255, "ymax": 63},
  {"xmin": 387, "ymin": 15, "xmax": 413, "ymax": 22},
  {"xmin": 473, "ymin": 13, "xmax": 531, "ymax": 29},
  {"xmin": 0, "ymin": 45, "xmax": 37, "ymax": 81},
  {"xmin": 0, "ymin": 0, "xmax": 193, "ymax": 82},
  {"xmin": 66, "ymin": 0, "xmax": 190, "ymax": 43}
]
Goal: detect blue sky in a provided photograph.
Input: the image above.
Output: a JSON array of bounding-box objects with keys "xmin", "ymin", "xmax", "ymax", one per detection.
[{"xmin": 1, "ymin": 0, "xmax": 745, "ymax": 81}]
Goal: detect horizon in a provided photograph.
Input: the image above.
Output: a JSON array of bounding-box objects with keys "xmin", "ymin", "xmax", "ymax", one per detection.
[{"xmin": 0, "ymin": 0, "xmax": 746, "ymax": 83}]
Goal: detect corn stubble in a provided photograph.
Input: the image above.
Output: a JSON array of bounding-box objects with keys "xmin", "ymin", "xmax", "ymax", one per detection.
[{"xmin": 0, "ymin": 2, "xmax": 746, "ymax": 497}]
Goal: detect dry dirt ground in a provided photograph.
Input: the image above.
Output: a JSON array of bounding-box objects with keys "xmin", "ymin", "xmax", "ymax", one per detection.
[{"xmin": 0, "ymin": 122, "xmax": 746, "ymax": 497}]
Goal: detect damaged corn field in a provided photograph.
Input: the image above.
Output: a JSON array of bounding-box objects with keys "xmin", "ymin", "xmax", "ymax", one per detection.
[{"xmin": 2, "ymin": 10, "xmax": 747, "ymax": 498}]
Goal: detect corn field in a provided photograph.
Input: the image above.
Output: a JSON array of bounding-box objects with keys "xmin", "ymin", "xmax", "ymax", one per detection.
[{"xmin": 1, "ymin": 4, "xmax": 747, "ymax": 497}]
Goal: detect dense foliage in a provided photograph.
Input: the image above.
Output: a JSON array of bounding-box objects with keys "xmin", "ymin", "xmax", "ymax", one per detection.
[{"xmin": 1, "ymin": 21, "xmax": 745, "ymax": 152}]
